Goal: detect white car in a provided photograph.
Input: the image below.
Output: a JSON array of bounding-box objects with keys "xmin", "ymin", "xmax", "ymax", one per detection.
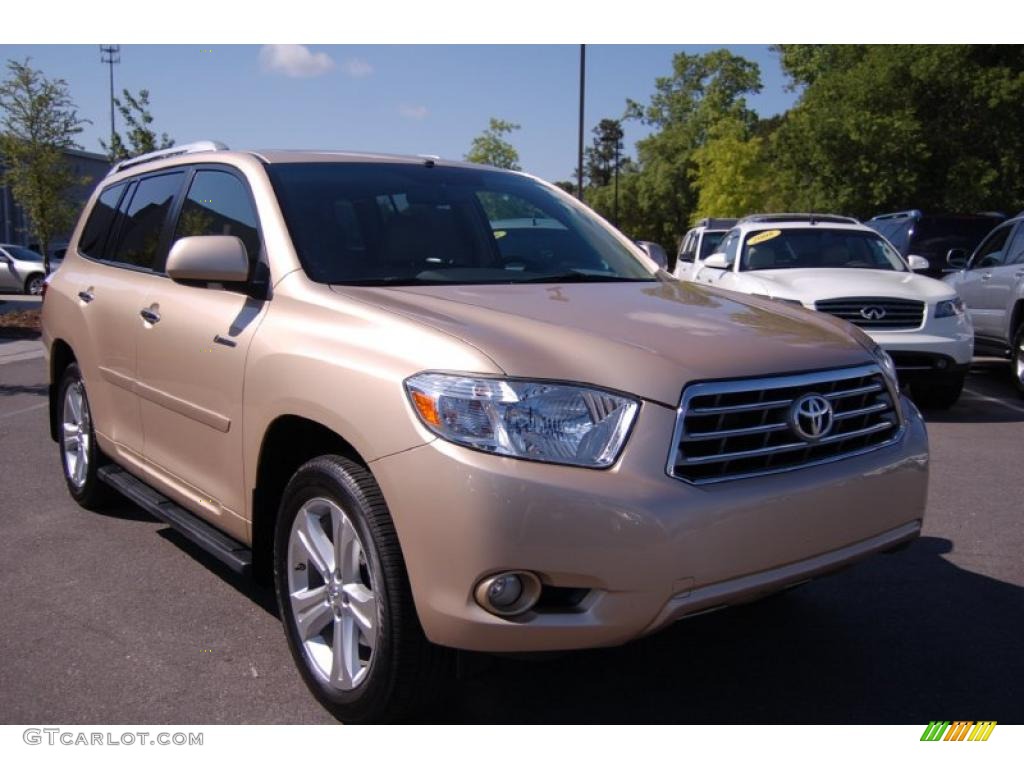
[
  {"xmin": 0, "ymin": 244, "xmax": 59, "ymax": 295},
  {"xmin": 686, "ymin": 214, "xmax": 973, "ymax": 408}
]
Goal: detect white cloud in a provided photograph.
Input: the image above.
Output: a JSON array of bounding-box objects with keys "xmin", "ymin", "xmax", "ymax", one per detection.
[
  {"xmin": 259, "ymin": 45, "xmax": 334, "ymax": 78},
  {"xmin": 399, "ymin": 104, "xmax": 429, "ymax": 120},
  {"xmin": 342, "ymin": 58, "xmax": 374, "ymax": 78}
]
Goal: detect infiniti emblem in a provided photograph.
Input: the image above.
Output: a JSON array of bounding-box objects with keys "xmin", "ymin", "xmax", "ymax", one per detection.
[
  {"xmin": 860, "ymin": 306, "xmax": 887, "ymax": 321},
  {"xmin": 788, "ymin": 393, "xmax": 834, "ymax": 442}
]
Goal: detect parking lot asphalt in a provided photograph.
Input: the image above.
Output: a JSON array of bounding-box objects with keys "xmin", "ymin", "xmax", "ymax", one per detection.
[{"xmin": 0, "ymin": 350, "xmax": 1021, "ymax": 724}]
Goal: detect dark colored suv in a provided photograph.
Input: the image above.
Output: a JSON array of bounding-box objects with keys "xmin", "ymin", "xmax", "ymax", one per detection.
[{"xmin": 866, "ymin": 210, "xmax": 1005, "ymax": 279}]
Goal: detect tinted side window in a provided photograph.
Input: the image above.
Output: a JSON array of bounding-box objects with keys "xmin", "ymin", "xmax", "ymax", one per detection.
[
  {"xmin": 78, "ymin": 184, "xmax": 125, "ymax": 259},
  {"xmin": 1005, "ymin": 224, "xmax": 1024, "ymax": 265},
  {"xmin": 722, "ymin": 230, "xmax": 741, "ymax": 263},
  {"xmin": 173, "ymin": 170, "xmax": 261, "ymax": 262},
  {"xmin": 678, "ymin": 231, "xmax": 695, "ymax": 262},
  {"xmin": 110, "ymin": 172, "xmax": 185, "ymax": 270},
  {"xmin": 971, "ymin": 225, "xmax": 1012, "ymax": 269}
]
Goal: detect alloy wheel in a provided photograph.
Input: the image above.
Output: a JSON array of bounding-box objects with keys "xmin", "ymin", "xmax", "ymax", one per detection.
[
  {"xmin": 61, "ymin": 380, "xmax": 91, "ymax": 490},
  {"xmin": 287, "ymin": 497, "xmax": 378, "ymax": 691},
  {"xmin": 1016, "ymin": 338, "xmax": 1024, "ymax": 386}
]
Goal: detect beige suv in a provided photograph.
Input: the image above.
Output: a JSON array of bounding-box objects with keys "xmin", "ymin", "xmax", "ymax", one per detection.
[{"xmin": 42, "ymin": 142, "xmax": 929, "ymax": 722}]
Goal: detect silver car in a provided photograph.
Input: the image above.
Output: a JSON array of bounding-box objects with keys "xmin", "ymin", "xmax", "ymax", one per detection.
[
  {"xmin": 0, "ymin": 244, "xmax": 57, "ymax": 295},
  {"xmin": 944, "ymin": 213, "xmax": 1024, "ymax": 396}
]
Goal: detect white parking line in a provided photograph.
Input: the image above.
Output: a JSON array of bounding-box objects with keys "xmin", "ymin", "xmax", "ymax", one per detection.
[
  {"xmin": 961, "ymin": 388, "xmax": 1024, "ymax": 416},
  {"xmin": 0, "ymin": 401, "xmax": 47, "ymax": 420}
]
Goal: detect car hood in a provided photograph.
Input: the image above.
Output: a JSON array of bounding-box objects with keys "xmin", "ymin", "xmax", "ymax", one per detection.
[
  {"xmin": 746, "ymin": 268, "xmax": 955, "ymax": 304},
  {"xmin": 334, "ymin": 279, "xmax": 874, "ymax": 406}
]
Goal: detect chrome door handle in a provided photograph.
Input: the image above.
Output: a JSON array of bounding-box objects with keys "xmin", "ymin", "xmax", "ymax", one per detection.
[
  {"xmin": 981, "ymin": 273, "xmax": 992, "ymax": 280},
  {"xmin": 1014, "ymin": 269, "xmax": 1024, "ymax": 278},
  {"xmin": 77, "ymin": 290, "xmax": 94, "ymax": 303},
  {"xmin": 140, "ymin": 308, "xmax": 161, "ymax": 324}
]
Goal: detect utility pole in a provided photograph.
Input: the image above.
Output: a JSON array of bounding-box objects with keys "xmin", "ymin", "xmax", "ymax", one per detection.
[
  {"xmin": 577, "ymin": 44, "xmax": 585, "ymax": 202},
  {"xmin": 100, "ymin": 45, "xmax": 120, "ymax": 156},
  {"xmin": 613, "ymin": 137, "xmax": 620, "ymax": 226}
]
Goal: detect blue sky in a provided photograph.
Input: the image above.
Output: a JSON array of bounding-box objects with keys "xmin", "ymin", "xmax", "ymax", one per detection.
[{"xmin": 0, "ymin": 45, "xmax": 796, "ymax": 181}]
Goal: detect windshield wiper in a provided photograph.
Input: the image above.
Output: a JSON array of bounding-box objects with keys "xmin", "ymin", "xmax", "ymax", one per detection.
[{"xmin": 515, "ymin": 270, "xmax": 656, "ymax": 284}]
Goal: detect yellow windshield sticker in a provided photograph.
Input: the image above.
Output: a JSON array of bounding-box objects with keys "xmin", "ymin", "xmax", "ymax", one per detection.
[
  {"xmin": 747, "ymin": 229, "xmax": 781, "ymax": 246},
  {"xmin": 494, "ymin": 230, "xmax": 507, "ymax": 239}
]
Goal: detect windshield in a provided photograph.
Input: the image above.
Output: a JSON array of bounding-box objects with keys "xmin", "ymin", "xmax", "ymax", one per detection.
[
  {"xmin": 699, "ymin": 231, "xmax": 726, "ymax": 259},
  {"xmin": 3, "ymin": 246, "xmax": 43, "ymax": 261},
  {"xmin": 267, "ymin": 163, "xmax": 656, "ymax": 285},
  {"xmin": 740, "ymin": 228, "xmax": 908, "ymax": 272}
]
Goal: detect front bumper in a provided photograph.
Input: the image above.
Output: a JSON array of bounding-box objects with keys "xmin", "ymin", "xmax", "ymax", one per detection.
[
  {"xmin": 869, "ymin": 315, "xmax": 973, "ymax": 368},
  {"xmin": 370, "ymin": 396, "xmax": 929, "ymax": 652}
]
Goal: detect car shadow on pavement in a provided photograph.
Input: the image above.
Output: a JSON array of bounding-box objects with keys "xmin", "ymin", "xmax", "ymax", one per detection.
[
  {"xmin": 155, "ymin": 527, "xmax": 280, "ymax": 618},
  {"xmin": 921, "ymin": 361, "xmax": 1024, "ymax": 424},
  {"xmin": 438, "ymin": 536, "xmax": 1024, "ymax": 724}
]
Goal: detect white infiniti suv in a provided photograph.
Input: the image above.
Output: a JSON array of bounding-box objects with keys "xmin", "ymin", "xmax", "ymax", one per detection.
[{"xmin": 686, "ymin": 214, "xmax": 973, "ymax": 408}]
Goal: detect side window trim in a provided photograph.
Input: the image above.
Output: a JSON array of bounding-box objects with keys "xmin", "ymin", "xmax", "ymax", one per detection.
[
  {"xmin": 81, "ymin": 169, "xmax": 186, "ymax": 275},
  {"xmin": 77, "ymin": 182, "xmax": 128, "ymax": 262}
]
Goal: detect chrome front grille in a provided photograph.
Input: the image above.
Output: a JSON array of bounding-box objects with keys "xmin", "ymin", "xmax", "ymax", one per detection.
[
  {"xmin": 668, "ymin": 365, "xmax": 902, "ymax": 484},
  {"xmin": 815, "ymin": 297, "xmax": 925, "ymax": 330}
]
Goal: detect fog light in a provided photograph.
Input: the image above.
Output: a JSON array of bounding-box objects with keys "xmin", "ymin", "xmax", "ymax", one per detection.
[
  {"xmin": 936, "ymin": 358, "xmax": 948, "ymax": 369},
  {"xmin": 474, "ymin": 571, "xmax": 542, "ymax": 617}
]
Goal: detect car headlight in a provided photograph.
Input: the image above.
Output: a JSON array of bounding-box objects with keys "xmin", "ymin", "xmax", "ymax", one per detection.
[
  {"xmin": 404, "ymin": 373, "xmax": 639, "ymax": 468},
  {"xmin": 935, "ymin": 296, "xmax": 965, "ymax": 318},
  {"xmin": 872, "ymin": 345, "xmax": 899, "ymax": 384}
]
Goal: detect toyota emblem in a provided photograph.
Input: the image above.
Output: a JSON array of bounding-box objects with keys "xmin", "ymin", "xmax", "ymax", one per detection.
[{"xmin": 788, "ymin": 393, "xmax": 834, "ymax": 442}]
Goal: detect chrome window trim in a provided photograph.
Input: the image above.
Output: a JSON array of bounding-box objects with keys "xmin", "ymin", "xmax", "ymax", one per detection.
[{"xmin": 665, "ymin": 363, "xmax": 906, "ymax": 486}]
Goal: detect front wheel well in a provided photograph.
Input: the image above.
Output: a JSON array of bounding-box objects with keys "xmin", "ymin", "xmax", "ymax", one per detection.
[
  {"xmin": 48, "ymin": 340, "xmax": 76, "ymax": 441},
  {"xmin": 251, "ymin": 416, "xmax": 366, "ymax": 584},
  {"xmin": 1010, "ymin": 299, "xmax": 1024, "ymax": 344}
]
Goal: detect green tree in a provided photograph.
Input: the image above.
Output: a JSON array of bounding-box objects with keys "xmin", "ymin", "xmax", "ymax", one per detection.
[
  {"xmin": 465, "ymin": 118, "xmax": 521, "ymax": 170},
  {"xmin": 770, "ymin": 45, "xmax": 1024, "ymax": 216},
  {"xmin": 0, "ymin": 58, "xmax": 88, "ymax": 274},
  {"xmin": 691, "ymin": 116, "xmax": 772, "ymax": 220},
  {"xmin": 584, "ymin": 118, "xmax": 627, "ymax": 187},
  {"xmin": 100, "ymin": 88, "xmax": 174, "ymax": 162},
  {"xmin": 621, "ymin": 49, "xmax": 763, "ymax": 246}
]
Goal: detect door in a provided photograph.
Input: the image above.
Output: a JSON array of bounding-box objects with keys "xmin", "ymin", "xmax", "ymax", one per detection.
[
  {"xmin": 75, "ymin": 175, "xmax": 184, "ymax": 455},
  {"xmin": 696, "ymin": 228, "xmax": 740, "ymax": 287},
  {"xmin": 0, "ymin": 248, "xmax": 19, "ymax": 291},
  {"xmin": 675, "ymin": 230, "xmax": 696, "ymax": 280},
  {"xmin": 135, "ymin": 168, "xmax": 267, "ymax": 538},
  {"xmin": 958, "ymin": 222, "xmax": 1016, "ymax": 341}
]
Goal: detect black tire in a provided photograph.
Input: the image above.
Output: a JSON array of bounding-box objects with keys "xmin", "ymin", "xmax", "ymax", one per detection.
[
  {"xmin": 24, "ymin": 272, "xmax": 44, "ymax": 296},
  {"xmin": 1012, "ymin": 323, "xmax": 1024, "ymax": 399},
  {"xmin": 273, "ymin": 455, "xmax": 453, "ymax": 723},
  {"xmin": 911, "ymin": 372, "xmax": 966, "ymax": 410},
  {"xmin": 57, "ymin": 363, "xmax": 113, "ymax": 509}
]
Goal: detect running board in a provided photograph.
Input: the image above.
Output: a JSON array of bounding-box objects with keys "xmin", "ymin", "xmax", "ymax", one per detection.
[{"xmin": 98, "ymin": 465, "xmax": 252, "ymax": 576}]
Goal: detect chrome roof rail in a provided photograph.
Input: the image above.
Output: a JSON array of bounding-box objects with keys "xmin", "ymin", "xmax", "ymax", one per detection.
[{"xmin": 108, "ymin": 140, "xmax": 229, "ymax": 176}]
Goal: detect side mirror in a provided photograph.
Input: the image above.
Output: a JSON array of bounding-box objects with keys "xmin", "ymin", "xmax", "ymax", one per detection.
[
  {"xmin": 702, "ymin": 252, "xmax": 731, "ymax": 270},
  {"xmin": 636, "ymin": 240, "xmax": 669, "ymax": 270},
  {"xmin": 907, "ymin": 254, "xmax": 930, "ymax": 271},
  {"xmin": 946, "ymin": 248, "xmax": 968, "ymax": 270},
  {"xmin": 166, "ymin": 236, "xmax": 249, "ymax": 284}
]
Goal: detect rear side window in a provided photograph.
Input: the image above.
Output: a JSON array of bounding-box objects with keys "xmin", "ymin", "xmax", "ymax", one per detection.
[
  {"xmin": 173, "ymin": 170, "xmax": 261, "ymax": 262},
  {"xmin": 78, "ymin": 184, "xmax": 125, "ymax": 259},
  {"xmin": 110, "ymin": 172, "xmax": 185, "ymax": 270}
]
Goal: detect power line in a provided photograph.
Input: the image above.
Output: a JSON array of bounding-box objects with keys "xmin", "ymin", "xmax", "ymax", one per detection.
[{"xmin": 99, "ymin": 45, "xmax": 120, "ymax": 155}]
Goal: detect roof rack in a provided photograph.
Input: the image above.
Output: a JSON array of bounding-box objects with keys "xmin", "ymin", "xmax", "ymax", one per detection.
[
  {"xmin": 868, "ymin": 210, "xmax": 922, "ymax": 221},
  {"xmin": 108, "ymin": 140, "xmax": 229, "ymax": 176},
  {"xmin": 696, "ymin": 217, "xmax": 738, "ymax": 230},
  {"xmin": 739, "ymin": 213, "xmax": 860, "ymax": 225}
]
